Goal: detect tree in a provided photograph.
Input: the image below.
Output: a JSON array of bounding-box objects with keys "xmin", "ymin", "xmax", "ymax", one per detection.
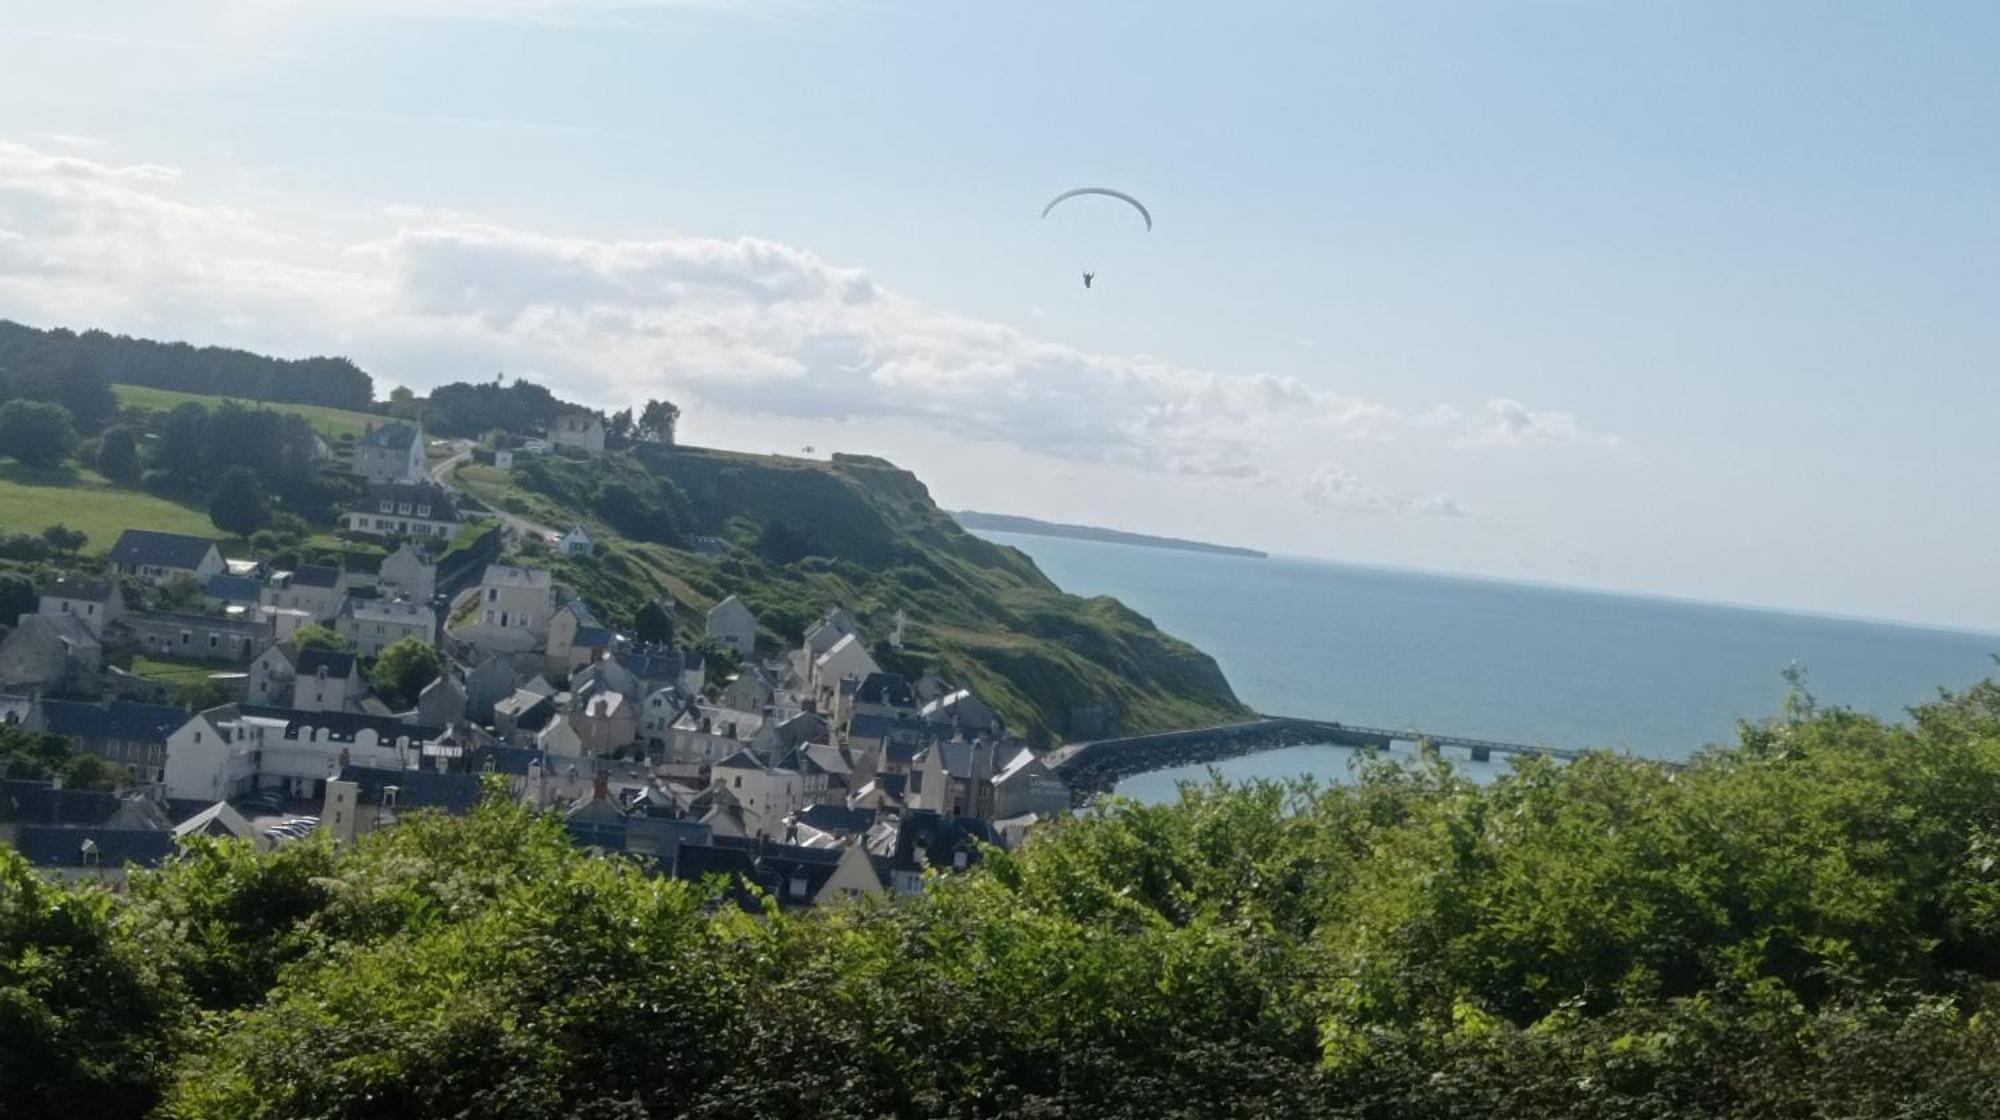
[
  {"xmin": 633, "ymin": 599, "xmax": 676, "ymax": 645},
  {"xmin": 291, "ymin": 623, "xmax": 348, "ymax": 652},
  {"xmin": 172, "ymin": 678, "xmax": 229, "ymax": 711},
  {"xmin": 638, "ymin": 397, "xmax": 680, "ymax": 444},
  {"xmin": 40, "ymin": 524, "xmax": 86, "ymax": 554},
  {"xmin": 208, "ymin": 466, "xmax": 271, "ymax": 538},
  {"xmin": 95, "ymin": 424, "xmax": 141, "ymax": 483},
  {"xmin": 0, "ymin": 572, "xmax": 36, "ymax": 624},
  {"xmin": 371, "ymin": 637, "xmax": 442, "ymax": 709},
  {"xmin": 0, "ymin": 399, "xmax": 78, "ymax": 468}
]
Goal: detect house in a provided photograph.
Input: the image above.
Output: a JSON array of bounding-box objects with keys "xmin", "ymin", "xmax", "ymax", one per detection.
[
  {"xmin": 537, "ymin": 715, "xmax": 585, "ymax": 756},
  {"xmin": 124, "ymin": 610, "xmax": 268, "ymax": 664},
  {"xmin": 670, "ymin": 835, "xmax": 884, "ymax": 909},
  {"xmin": 803, "ymin": 608, "xmax": 860, "ymax": 657},
  {"xmin": 246, "ymin": 642, "xmax": 298, "ymax": 706},
  {"xmin": 548, "ymin": 411, "xmax": 606, "ymax": 455},
  {"xmin": 336, "ymin": 597, "xmax": 436, "ymax": 658},
  {"xmin": 559, "ymin": 525, "xmax": 595, "ymax": 557},
  {"xmin": 991, "ymin": 745, "xmax": 1073, "ymax": 819},
  {"xmin": 323, "ymin": 764, "xmax": 486, "ymax": 844},
  {"xmin": 171, "ymin": 800, "xmax": 264, "ymax": 848},
  {"xmin": 108, "ymin": 529, "xmax": 225, "ymax": 585},
  {"xmin": 571, "ymin": 657, "xmax": 642, "ymax": 703},
  {"xmin": 464, "ymin": 653, "xmax": 529, "ymax": 722},
  {"xmin": 721, "ymin": 664, "xmax": 777, "ymax": 713},
  {"xmin": 907, "ymin": 739, "xmax": 999, "ymax": 819},
  {"xmin": 547, "ymin": 599, "xmax": 618, "ymax": 672},
  {"xmin": 36, "ymin": 576, "xmax": 126, "ymax": 637},
  {"xmin": 711, "ymin": 748, "xmax": 806, "ymax": 840},
  {"xmin": 885, "ymin": 811, "xmax": 1000, "ymax": 894},
  {"xmin": 921, "ymin": 687, "xmax": 1004, "ymax": 736},
  {"xmin": 704, "ymin": 595, "xmax": 759, "ymax": 659},
  {"xmin": 812, "ymin": 633, "xmax": 880, "ymax": 698},
  {"xmin": 667, "ymin": 706, "xmax": 764, "ymax": 768},
  {"xmin": 414, "ymin": 674, "xmax": 467, "ymax": 727},
  {"xmin": 262, "ymin": 565, "xmax": 349, "ymax": 621},
  {"xmin": 852, "ymin": 671, "xmax": 918, "ymax": 718},
  {"xmin": 493, "ymin": 681, "xmax": 559, "ymax": 745},
  {"xmin": 291, "ymin": 648, "xmax": 364, "ymax": 713},
  {"xmin": 638, "ymin": 687, "xmax": 691, "ymax": 751},
  {"xmin": 164, "ymin": 704, "xmax": 444, "ymax": 802},
  {"xmin": 26, "ymin": 699, "xmax": 185, "ymax": 785},
  {"xmin": 351, "ymin": 420, "xmax": 426, "ymax": 485},
  {"xmin": 570, "ymin": 690, "xmax": 638, "ymax": 755},
  {"xmin": 11, "ymin": 823, "xmax": 178, "ymax": 886},
  {"xmin": 343, "ymin": 481, "xmax": 462, "ymax": 541},
  {"xmin": 201, "ymin": 572, "xmax": 264, "ymax": 613},
  {"xmin": 377, "ymin": 542, "xmax": 437, "ymax": 603},
  {"xmin": 0, "ymin": 614, "xmax": 102, "ymax": 696},
  {"xmin": 254, "ymin": 605, "xmax": 316, "ymax": 645},
  {"xmin": 457, "ymin": 565, "xmax": 554, "ymax": 652},
  {"xmin": 621, "ymin": 646, "xmax": 696, "ymax": 697}
]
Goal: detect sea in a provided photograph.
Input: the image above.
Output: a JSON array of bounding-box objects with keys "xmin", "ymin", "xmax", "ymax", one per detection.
[{"xmin": 971, "ymin": 531, "xmax": 2000, "ymax": 802}]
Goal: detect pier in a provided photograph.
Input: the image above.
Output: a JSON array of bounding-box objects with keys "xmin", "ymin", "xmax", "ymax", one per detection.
[{"xmin": 1046, "ymin": 716, "xmax": 1584, "ymax": 801}]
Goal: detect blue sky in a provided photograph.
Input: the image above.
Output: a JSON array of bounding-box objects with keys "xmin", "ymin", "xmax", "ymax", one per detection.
[{"xmin": 0, "ymin": 1, "xmax": 1994, "ymax": 628}]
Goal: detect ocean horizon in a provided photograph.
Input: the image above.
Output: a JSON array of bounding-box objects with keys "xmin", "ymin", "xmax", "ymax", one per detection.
[{"xmin": 974, "ymin": 530, "xmax": 2000, "ymax": 801}]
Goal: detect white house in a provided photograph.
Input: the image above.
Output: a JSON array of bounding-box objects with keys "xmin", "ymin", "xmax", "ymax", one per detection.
[
  {"xmin": 107, "ymin": 530, "xmax": 225, "ymax": 586},
  {"xmin": 549, "ymin": 411, "xmax": 606, "ymax": 455},
  {"xmin": 559, "ymin": 525, "xmax": 595, "ymax": 557},
  {"xmin": 570, "ymin": 691, "xmax": 638, "ymax": 755},
  {"xmin": 704, "ymin": 595, "xmax": 759, "ymax": 659},
  {"xmin": 336, "ymin": 598, "xmax": 436, "ymax": 658},
  {"xmin": 454, "ymin": 565, "xmax": 554, "ymax": 653},
  {"xmin": 164, "ymin": 704, "xmax": 439, "ymax": 802},
  {"xmin": 343, "ymin": 482, "xmax": 462, "ymax": 541},
  {"xmin": 377, "ymin": 542, "xmax": 437, "ymax": 603},
  {"xmin": 351, "ymin": 421, "xmax": 426, "ymax": 485},
  {"xmin": 711, "ymin": 749, "xmax": 807, "ymax": 840},
  {"xmin": 246, "ymin": 643, "xmax": 298, "ymax": 707},
  {"xmin": 290, "ymin": 649, "xmax": 363, "ymax": 714},
  {"xmin": 812, "ymin": 633, "xmax": 880, "ymax": 694},
  {"xmin": 36, "ymin": 576, "xmax": 125, "ymax": 637}
]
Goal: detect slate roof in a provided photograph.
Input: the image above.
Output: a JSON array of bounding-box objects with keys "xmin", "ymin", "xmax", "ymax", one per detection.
[
  {"xmin": 126, "ymin": 609, "xmax": 268, "ymax": 637},
  {"xmin": 714, "ymin": 748, "xmax": 763, "ymax": 771},
  {"xmin": 42, "ymin": 575, "xmax": 116, "ymax": 602},
  {"xmin": 109, "ymin": 529, "xmax": 217, "ymax": 571},
  {"xmin": 848, "ymin": 712, "xmax": 926, "ymax": 745},
  {"xmin": 0, "ymin": 779, "xmax": 124, "ymax": 828},
  {"xmin": 236, "ymin": 704, "xmax": 442, "ymax": 744},
  {"xmin": 203, "ymin": 573, "xmax": 264, "ymax": 603},
  {"xmin": 296, "ymin": 648, "xmax": 358, "ymax": 678},
  {"xmin": 482, "ymin": 564, "xmax": 552, "ymax": 591},
  {"xmin": 855, "ymin": 672, "xmax": 916, "ymax": 709},
  {"xmin": 891, "ymin": 811, "xmax": 1001, "ymax": 875},
  {"xmin": 290, "ymin": 564, "xmax": 343, "ymax": 589},
  {"xmin": 34, "ymin": 700, "xmax": 184, "ymax": 744},
  {"xmin": 357, "ymin": 422, "xmax": 419, "ymax": 450},
  {"xmin": 345, "ymin": 598, "xmax": 433, "ymax": 626},
  {"xmin": 620, "ymin": 648, "xmax": 685, "ymax": 683},
  {"xmin": 356, "ymin": 481, "xmax": 460, "ymax": 521},
  {"xmin": 14, "ymin": 826, "xmax": 177, "ymax": 870},
  {"xmin": 572, "ymin": 625, "xmax": 617, "ymax": 649},
  {"xmin": 795, "ymin": 802, "xmax": 876, "ymax": 838},
  {"xmin": 337, "ymin": 764, "xmax": 484, "ymax": 814}
]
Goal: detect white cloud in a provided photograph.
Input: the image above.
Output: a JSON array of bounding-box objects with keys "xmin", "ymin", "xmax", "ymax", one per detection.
[
  {"xmin": 1455, "ymin": 397, "xmax": 1620, "ymax": 449},
  {"xmin": 0, "ymin": 138, "xmax": 1609, "ymax": 518}
]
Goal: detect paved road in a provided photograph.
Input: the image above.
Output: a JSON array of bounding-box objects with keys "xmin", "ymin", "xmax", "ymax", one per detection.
[{"xmin": 428, "ymin": 440, "xmax": 562, "ymax": 545}]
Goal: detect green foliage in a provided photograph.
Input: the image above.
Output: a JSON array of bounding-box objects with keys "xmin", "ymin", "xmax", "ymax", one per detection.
[
  {"xmin": 7, "ymin": 690, "xmax": 2000, "ymax": 1116},
  {"xmin": 371, "ymin": 636, "xmax": 442, "ymax": 709},
  {"xmin": 0, "ymin": 725, "xmax": 123, "ymax": 790},
  {"xmin": 151, "ymin": 572, "xmax": 207, "ymax": 614},
  {"xmin": 0, "ymin": 318, "xmax": 373, "ymax": 410},
  {"xmin": 94, "ymin": 425, "xmax": 141, "ymax": 483},
  {"xmin": 0, "ymin": 398, "xmax": 79, "ymax": 468},
  {"xmin": 207, "ymin": 466, "xmax": 270, "ymax": 538},
  {"xmin": 291, "ymin": 623, "xmax": 349, "ymax": 652},
  {"xmin": 41, "ymin": 523, "xmax": 88, "ymax": 554},
  {"xmin": 0, "ymin": 570, "xmax": 36, "ymax": 625}
]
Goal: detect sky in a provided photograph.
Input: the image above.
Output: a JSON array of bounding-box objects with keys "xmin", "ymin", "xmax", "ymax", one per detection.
[{"xmin": 0, "ymin": 1, "xmax": 1994, "ymax": 629}]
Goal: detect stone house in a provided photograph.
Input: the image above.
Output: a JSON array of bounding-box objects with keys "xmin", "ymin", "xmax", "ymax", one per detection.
[
  {"xmin": 26, "ymin": 699, "xmax": 184, "ymax": 785},
  {"xmin": 36, "ymin": 576, "xmax": 126, "ymax": 637},
  {"xmin": 108, "ymin": 529, "xmax": 225, "ymax": 585},
  {"xmin": 548, "ymin": 411, "xmax": 606, "ymax": 455},
  {"xmin": 262, "ymin": 564, "xmax": 349, "ymax": 622},
  {"xmin": 570, "ymin": 690, "xmax": 638, "ymax": 755},
  {"xmin": 123, "ymin": 610, "xmax": 268, "ymax": 664},
  {"xmin": 711, "ymin": 748, "xmax": 807, "ymax": 840},
  {"xmin": 559, "ymin": 525, "xmax": 595, "ymax": 557},
  {"xmin": 336, "ymin": 597, "xmax": 436, "ymax": 658},
  {"xmin": 377, "ymin": 542, "xmax": 436, "ymax": 603},
  {"xmin": 812, "ymin": 633, "xmax": 880, "ymax": 702},
  {"xmin": 414, "ymin": 674, "xmax": 467, "ymax": 727},
  {"xmin": 246, "ymin": 643, "xmax": 298, "ymax": 706},
  {"xmin": 351, "ymin": 420, "xmax": 426, "ymax": 485},
  {"xmin": 704, "ymin": 595, "xmax": 759, "ymax": 659},
  {"xmin": 458, "ymin": 565, "xmax": 554, "ymax": 652},
  {"xmin": 990, "ymin": 745, "xmax": 1072, "ymax": 820}
]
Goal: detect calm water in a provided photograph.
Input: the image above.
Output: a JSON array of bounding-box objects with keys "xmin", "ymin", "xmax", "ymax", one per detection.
[{"xmin": 974, "ymin": 532, "xmax": 2000, "ymax": 801}]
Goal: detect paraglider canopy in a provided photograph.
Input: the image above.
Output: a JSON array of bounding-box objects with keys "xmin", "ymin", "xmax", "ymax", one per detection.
[{"xmin": 1040, "ymin": 187, "xmax": 1153, "ymax": 231}]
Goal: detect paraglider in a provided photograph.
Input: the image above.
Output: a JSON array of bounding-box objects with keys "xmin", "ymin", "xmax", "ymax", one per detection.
[{"xmin": 1042, "ymin": 187, "xmax": 1151, "ymax": 289}]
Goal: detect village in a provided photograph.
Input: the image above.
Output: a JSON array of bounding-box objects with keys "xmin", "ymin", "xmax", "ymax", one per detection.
[{"xmin": 0, "ymin": 406, "xmax": 1074, "ymax": 906}]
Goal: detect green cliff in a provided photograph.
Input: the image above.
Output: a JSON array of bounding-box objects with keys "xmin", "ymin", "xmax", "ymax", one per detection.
[{"xmin": 481, "ymin": 444, "xmax": 1247, "ymax": 744}]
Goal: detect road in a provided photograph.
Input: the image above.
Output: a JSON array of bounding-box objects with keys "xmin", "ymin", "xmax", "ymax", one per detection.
[{"xmin": 427, "ymin": 439, "xmax": 562, "ymax": 544}]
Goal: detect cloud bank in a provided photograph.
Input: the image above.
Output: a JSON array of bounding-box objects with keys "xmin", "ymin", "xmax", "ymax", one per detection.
[{"xmin": 0, "ymin": 139, "xmax": 1617, "ymax": 517}]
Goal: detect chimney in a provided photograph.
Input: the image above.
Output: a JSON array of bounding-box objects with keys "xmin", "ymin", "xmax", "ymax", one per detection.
[{"xmin": 593, "ymin": 768, "xmax": 609, "ymax": 801}]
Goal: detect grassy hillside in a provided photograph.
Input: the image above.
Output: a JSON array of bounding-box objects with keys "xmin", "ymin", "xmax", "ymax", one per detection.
[
  {"xmin": 487, "ymin": 446, "xmax": 1247, "ymax": 743},
  {"xmin": 112, "ymin": 383, "xmax": 384, "ymax": 441},
  {"xmin": 0, "ymin": 463, "xmax": 216, "ymax": 551}
]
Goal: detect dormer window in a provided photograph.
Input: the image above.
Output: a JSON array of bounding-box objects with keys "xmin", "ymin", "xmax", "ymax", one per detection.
[
  {"xmin": 398, "ymin": 503, "xmax": 413, "ymax": 516},
  {"xmin": 379, "ymin": 500, "xmax": 394, "ymax": 513},
  {"xmin": 416, "ymin": 504, "xmax": 430, "ymax": 517}
]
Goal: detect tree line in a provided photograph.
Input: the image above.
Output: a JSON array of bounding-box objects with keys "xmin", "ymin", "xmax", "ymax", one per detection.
[
  {"xmin": 0, "ymin": 320, "xmax": 374, "ymax": 411},
  {"xmin": 7, "ymin": 680, "xmax": 2000, "ymax": 1118}
]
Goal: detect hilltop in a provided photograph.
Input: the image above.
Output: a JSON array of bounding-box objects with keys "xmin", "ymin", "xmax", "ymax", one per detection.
[
  {"xmin": 953, "ymin": 509, "xmax": 1269, "ymax": 559},
  {"xmin": 463, "ymin": 444, "xmax": 1247, "ymax": 743}
]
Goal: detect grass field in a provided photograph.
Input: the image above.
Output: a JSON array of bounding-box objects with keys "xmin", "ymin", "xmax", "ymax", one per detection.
[
  {"xmin": 0, "ymin": 464, "xmax": 216, "ymax": 552},
  {"xmin": 130, "ymin": 655, "xmax": 229, "ymax": 684},
  {"xmin": 113, "ymin": 384, "xmax": 385, "ymax": 441}
]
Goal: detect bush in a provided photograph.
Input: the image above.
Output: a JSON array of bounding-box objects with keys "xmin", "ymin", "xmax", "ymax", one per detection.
[
  {"xmin": 95, "ymin": 424, "xmax": 141, "ymax": 483},
  {"xmin": 0, "ymin": 399, "xmax": 77, "ymax": 468}
]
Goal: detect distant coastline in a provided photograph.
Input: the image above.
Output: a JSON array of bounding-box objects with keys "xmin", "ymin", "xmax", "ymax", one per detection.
[{"xmin": 955, "ymin": 511, "xmax": 1267, "ymax": 559}]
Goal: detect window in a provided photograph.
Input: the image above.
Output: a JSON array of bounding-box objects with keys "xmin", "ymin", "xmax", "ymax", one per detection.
[
  {"xmin": 733, "ymin": 776, "xmax": 741, "ymax": 788},
  {"xmin": 180, "ymin": 629, "xmax": 191, "ymax": 646},
  {"xmin": 398, "ymin": 503, "xmax": 413, "ymax": 516},
  {"xmin": 488, "ymin": 588, "xmax": 498, "ymax": 602},
  {"xmin": 379, "ymin": 500, "xmax": 393, "ymax": 513},
  {"xmin": 209, "ymin": 633, "xmax": 219, "ymax": 649},
  {"xmin": 86, "ymin": 603, "xmax": 94, "ymax": 615},
  {"xmin": 789, "ymin": 877, "xmax": 809, "ymax": 899},
  {"xmin": 416, "ymin": 504, "xmax": 430, "ymax": 517},
  {"xmin": 59, "ymin": 601, "xmax": 70, "ymax": 613}
]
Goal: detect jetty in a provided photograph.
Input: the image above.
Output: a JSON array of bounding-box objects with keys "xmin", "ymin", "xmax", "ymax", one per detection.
[{"xmin": 1046, "ymin": 716, "xmax": 1586, "ymax": 800}]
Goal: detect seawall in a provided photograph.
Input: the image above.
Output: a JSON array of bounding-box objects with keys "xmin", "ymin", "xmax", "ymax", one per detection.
[{"xmin": 1047, "ymin": 718, "xmax": 1398, "ymax": 802}]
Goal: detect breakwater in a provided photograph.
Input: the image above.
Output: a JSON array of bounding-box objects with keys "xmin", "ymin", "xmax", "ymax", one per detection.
[{"xmin": 1047, "ymin": 717, "xmax": 1579, "ymax": 801}]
